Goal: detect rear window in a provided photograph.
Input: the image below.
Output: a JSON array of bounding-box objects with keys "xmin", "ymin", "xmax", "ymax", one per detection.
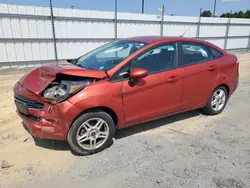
[{"xmin": 209, "ymin": 47, "xmax": 223, "ymax": 58}]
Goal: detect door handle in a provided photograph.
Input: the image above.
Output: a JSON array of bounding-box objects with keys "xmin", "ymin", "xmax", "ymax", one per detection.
[
  {"xmin": 167, "ymin": 76, "xmax": 180, "ymax": 83},
  {"xmin": 208, "ymin": 65, "xmax": 216, "ymax": 71}
]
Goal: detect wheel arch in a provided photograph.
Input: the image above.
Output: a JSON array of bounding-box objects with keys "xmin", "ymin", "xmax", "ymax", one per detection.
[
  {"xmin": 69, "ymin": 106, "xmax": 119, "ymax": 130},
  {"xmin": 215, "ymin": 83, "xmax": 230, "ymax": 95},
  {"xmin": 201, "ymin": 83, "xmax": 230, "ymax": 108}
]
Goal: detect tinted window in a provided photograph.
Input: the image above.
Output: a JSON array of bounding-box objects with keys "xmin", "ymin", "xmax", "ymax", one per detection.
[
  {"xmin": 132, "ymin": 43, "xmax": 176, "ymax": 74},
  {"xmin": 210, "ymin": 47, "xmax": 223, "ymax": 58},
  {"xmin": 180, "ymin": 43, "xmax": 213, "ymax": 67}
]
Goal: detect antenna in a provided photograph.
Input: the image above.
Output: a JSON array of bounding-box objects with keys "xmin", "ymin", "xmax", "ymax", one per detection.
[{"xmin": 179, "ymin": 26, "xmax": 192, "ymax": 37}]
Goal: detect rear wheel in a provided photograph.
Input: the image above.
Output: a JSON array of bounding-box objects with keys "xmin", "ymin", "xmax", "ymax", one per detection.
[
  {"xmin": 68, "ymin": 111, "xmax": 115, "ymax": 155},
  {"xmin": 202, "ymin": 86, "xmax": 228, "ymax": 115}
]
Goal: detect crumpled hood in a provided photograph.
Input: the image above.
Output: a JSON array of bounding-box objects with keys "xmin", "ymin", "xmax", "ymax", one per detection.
[{"xmin": 19, "ymin": 60, "xmax": 107, "ymax": 95}]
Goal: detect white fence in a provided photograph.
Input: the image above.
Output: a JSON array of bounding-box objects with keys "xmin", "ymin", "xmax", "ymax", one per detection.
[{"xmin": 0, "ymin": 3, "xmax": 250, "ymax": 68}]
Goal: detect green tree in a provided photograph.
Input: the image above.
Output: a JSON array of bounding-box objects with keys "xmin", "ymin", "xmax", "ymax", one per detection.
[
  {"xmin": 200, "ymin": 10, "xmax": 212, "ymax": 17},
  {"xmin": 245, "ymin": 10, "xmax": 250, "ymax": 18},
  {"xmin": 220, "ymin": 10, "xmax": 250, "ymax": 19},
  {"xmin": 237, "ymin": 11, "xmax": 244, "ymax": 18},
  {"xmin": 220, "ymin": 13, "xmax": 226, "ymax": 17}
]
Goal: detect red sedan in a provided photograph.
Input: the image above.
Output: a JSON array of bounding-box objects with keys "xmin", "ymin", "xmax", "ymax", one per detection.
[{"xmin": 14, "ymin": 36, "xmax": 239, "ymax": 155}]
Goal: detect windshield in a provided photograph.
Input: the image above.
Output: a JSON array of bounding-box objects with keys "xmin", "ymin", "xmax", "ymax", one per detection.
[{"xmin": 75, "ymin": 40, "xmax": 147, "ymax": 71}]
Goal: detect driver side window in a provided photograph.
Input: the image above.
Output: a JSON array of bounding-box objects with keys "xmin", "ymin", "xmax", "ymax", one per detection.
[{"xmin": 132, "ymin": 43, "xmax": 176, "ymax": 74}]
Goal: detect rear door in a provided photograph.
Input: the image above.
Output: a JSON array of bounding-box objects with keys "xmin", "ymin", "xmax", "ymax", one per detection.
[{"xmin": 178, "ymin": 42, "xmax": 220, "ymax": 109}]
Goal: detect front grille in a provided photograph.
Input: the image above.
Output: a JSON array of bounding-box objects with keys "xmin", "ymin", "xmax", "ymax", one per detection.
[
  {"xmin": 14, "ymin": 94, "xmax": 44, "ymax": 110},
  {"xmin": 18, "ymin": 112, "xmax": 40, "ymax": 122},
  {"xmin": 22, "ymin": 113, "xmax": 40, "ymax": 122}
]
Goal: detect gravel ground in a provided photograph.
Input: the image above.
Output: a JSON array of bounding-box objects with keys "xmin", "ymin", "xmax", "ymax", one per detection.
[{"xmin": 0, "ymin": 52, "xmax": 250, "ymax": 188}]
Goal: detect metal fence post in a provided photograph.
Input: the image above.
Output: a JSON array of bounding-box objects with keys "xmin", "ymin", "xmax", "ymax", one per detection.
[
  {"xmin": 196, "ymin": 8, "xmax": 202, "ymax": 39},
  {"xmin": 114, "ymin": 0, "xmax": 118, "ymax": 40},
  {"xmin": 141, "ymin": 0, "xmax": 144, "ymax": 14},
  {"xmin": 49, "ymin": 0, "xmax": 58, "ymax": 61},
  {"xmin": 160, "ymin": 5, "xmax": 164, "ymax": 36},
  {"xmin": 248, "ymin": 32, "xmax": 250, "ymax": 51},
  {"xmin": 224, "ymin": 11, "xmax": 232, "ymax": 50}
]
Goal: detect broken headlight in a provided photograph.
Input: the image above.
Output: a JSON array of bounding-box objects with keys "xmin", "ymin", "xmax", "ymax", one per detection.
[{"xmin": 43, "ymin": 79, "xmax": 91, "ymax": 102}]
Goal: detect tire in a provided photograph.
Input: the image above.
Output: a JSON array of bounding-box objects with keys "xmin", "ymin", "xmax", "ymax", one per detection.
[
  {"xmin": 67, "ymin": 110, "xmax": 115, "ymax": 155},
  {"xmin": 202, "ymin": 86, "xmax": 228, "ymax": 115}
]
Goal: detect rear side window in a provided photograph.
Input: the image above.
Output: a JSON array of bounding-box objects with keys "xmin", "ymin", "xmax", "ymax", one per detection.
[
  {"xmin": 180, "ymin": 43, "xmax": 213, "ymax": 67},
  {"xmin": 209, "ymin": 47, "xmax": 223, "ymax": 58}
]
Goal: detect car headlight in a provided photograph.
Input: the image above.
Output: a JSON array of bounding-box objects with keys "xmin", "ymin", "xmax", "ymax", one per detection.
[{"xmin": 43, "ymin": 80, "xmax": 91, "ymax": 102}]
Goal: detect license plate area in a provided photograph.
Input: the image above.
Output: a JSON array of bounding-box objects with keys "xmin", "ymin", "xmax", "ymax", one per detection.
[{"xmin": 15, "ymin": 102, "xmax": 28, "ymax": 115}]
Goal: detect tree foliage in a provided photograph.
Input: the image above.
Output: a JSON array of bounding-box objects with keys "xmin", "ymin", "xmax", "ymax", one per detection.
[
  {"xmin": 200, "ymin": 10, "xmax": 250, "ymax": 19},
  {"xmin": 220, "ymin": 10, "xmax": 250, "ymax": 18},
  {"xmin": 200, "ymin": 10, "xmax": 212, "ymax": 17}
]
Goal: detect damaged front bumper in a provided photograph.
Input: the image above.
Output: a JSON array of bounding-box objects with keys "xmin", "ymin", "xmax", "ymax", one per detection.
[{"xmin": 14, "ymin": 83, "xmax": 80, "ymax": 140}]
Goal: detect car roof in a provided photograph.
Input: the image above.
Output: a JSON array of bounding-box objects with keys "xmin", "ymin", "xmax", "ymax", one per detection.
[
  {"xmin": 124, "ymin": 35, "xmax": 225, "ymax": 53},
  {"xmin": 108, "ymin": 35, "xmax": 226, "ymax": 76},
  {"xmin": 125, "ymin": 35, "xmax": 204, "ymax": 44}
]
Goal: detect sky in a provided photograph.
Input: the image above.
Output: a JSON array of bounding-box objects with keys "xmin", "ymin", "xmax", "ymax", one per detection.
[{"xmin": 0, "ymin": 0, "xmax": 249, "ymax": 17}]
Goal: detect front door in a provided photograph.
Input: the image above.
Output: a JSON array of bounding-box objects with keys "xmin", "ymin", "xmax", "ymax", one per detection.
[{"xmin": 122, "ymin": 43, "xmax": 184, "ymax": 124}]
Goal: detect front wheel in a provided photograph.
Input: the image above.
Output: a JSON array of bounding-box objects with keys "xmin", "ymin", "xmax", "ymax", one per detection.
[
  {"xmin": 202, "ymin": 86, "xmax": 228, "ymax": 115},
  {"xmin": 68, "ymin": 111, "xmax": 115, "ymax": 155}
]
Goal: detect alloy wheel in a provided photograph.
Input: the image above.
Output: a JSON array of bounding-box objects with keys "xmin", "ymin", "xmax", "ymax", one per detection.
[
  {"xmin": 211, "ymin": 89, "xmax": 226, "ymax": 112},
  {"xmin": 76, "ymin": 118, "xmax": 109, "ymax": 150}
]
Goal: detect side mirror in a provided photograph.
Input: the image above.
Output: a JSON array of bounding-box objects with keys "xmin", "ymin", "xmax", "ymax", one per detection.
[{"xmin": 130, "ymin": 68, "xmax": 148, "ymax": 79}]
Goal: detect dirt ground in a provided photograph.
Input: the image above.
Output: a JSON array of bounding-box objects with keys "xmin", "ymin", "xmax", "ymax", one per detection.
[{"xmin": 0, "ymin": 52, "xmax": 250, "ymax": 188}]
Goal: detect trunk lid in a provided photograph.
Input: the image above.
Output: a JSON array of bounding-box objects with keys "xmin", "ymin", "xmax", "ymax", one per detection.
[{"xmin": 19, "ymin": 60, "xmax": 107, "ymax": 95}]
